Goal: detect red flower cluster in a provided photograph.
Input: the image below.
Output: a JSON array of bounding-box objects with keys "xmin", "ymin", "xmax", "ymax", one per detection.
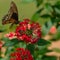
[
  {"xmin": 15, "ymin": 19, "xmax": 41, "ymax": 43},
  {"xmin": 10, "ymin": 48, "xmax": 33, "ymax": 60}
]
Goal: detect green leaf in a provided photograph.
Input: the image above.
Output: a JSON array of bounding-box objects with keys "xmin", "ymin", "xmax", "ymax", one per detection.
[
  {"xmin": 18, "ymin": 42, "xmax": 26, "ymax": 48},
  {"xmin": 42, "ymin": 25, "xmax": 49, "ymax": 35},
  {"xmin": 2, "ymin": 37, "xmax": 9, "ymax": 41},
  {"xmin": 57, "ymin": 26, "xmax": 60, "ymax": 32},
  {"xmin": 47, "ymin": 20, "xmax": 53, "ymax": 29},
  {"xmin": 26, "ymin": 44, "xmax": 35, "ymax": 54},
  {"xmin": 36, "ymin": 0, "xmax": 43, "ymax": 7},
  {"xmin": 0, "ymin": 57, "xmax": 2, "ymax": 60},
  {"xmin": 36, "ymin": 46, "xmax": 52, "ymax": 55},
  {"xmin": 42, "ymin": 20, "xmax": 53, "ymax": 35},
  {"xmin": 42, "ymin": 55, "xmax": 57, "ymax": 60},
  {"xmin": 34, "ymin": 46, "xmax": 52, "ymax": 59},
  {"xmin": 35, "ymin": 55, "xmax": 42, "ymax": 60},
  {"xmin": 40, "ymin": 14, "xmax": 51, "ymax": 18},
  {"xmin": 55, "ymin": 7, "xmax": 60, "ymax": 14},
  {"xmin": 3, "ymin": 38, "xmax": 20, "ymax": 47},
  {"xmin": 31, "ymin": 13, "xmax": 40, "ymax": 21},
  {"xmin": 55, "ymin": 1, "xmax": 60, "ymax": 9},
  {"xmin": 45, "ymin": 3, "xmax": 53, "ymax": 13},
  {"xmin": 31, "ymin": 8, "xmax": 43, "ymax": 22},
  {"xmin": 37, "ymin": 39, "xmax": 51, "ymax": 46},
  {"xmin": 6, "ymin": 47, "xmax": 14, "ymax": 54}
]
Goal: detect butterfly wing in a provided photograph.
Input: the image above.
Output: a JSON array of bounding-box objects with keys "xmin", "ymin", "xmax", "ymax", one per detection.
[{"xmin": 2, "ymin": 1, "xmax": 19, "ymax": 25}]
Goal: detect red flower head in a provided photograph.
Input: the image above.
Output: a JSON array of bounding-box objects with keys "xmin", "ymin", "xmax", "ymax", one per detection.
[
  {"xmin": 15, "ymin": 19, "xmax": 41, "ymax": 43},
  {"xmin": 10, "ymin": 48, "xmax": 33, "ymax": 60}
]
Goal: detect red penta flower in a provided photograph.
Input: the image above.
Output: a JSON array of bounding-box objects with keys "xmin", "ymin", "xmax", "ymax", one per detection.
[
  {"xmin": 15, "ymin": 19, "xmax": 41, "ymax": 43},
  {"xmin": 0, "ymin": 41, "xmax": 4, "ymax": 49},
  {"xmin": 10, "ymin": 48, "xmax": 33, "ymax": 60},
  {"xmin": 4, "ymin": 32, "xmax": 16, "ymax": 40}
]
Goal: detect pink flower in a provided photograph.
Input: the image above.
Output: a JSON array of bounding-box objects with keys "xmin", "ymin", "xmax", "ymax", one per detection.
[
  {"xmin": 28, "ymin": 24, "xmax": 31, "ymax": 30},
  {"xmin": 49, "ymin": 26, "xmax": 57, "ymax": 34},
  {"xmin": 4, "ymin": 32, "xmax": 16, "ymax": 40}
]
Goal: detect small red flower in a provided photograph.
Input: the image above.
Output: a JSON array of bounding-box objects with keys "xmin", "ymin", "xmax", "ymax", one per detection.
[
  {"xmin": 15, "ymin": 19, "xmax": 41, "ymax": 43},
  {"xmin": 0, "ymin": 41, "xmax": 3, "ymax": 49},
  {"xmin": 49, "ymin": 26, "xmax": 57, "ymax": 34},
  {"xmin": 10, "ymin": 48, "xmax": 33, "ymax": 60},
  {"xmin": 4, "ymin": 32, "xmax": 16, "ymax": 40}
]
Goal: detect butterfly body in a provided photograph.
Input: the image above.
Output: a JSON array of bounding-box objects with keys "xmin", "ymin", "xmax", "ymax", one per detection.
[{"xmin": 2, "ymin": 1, "xmax": 19, "ymax": 27}]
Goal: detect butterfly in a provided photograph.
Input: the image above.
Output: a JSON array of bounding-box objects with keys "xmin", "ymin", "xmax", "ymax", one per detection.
[{"xmin": 2, "ymin": 1, "xmax": 19, "ymax": 28}]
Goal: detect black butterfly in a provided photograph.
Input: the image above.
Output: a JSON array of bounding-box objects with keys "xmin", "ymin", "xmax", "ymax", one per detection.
[{"xmin": 2, "ymin": 1, "xmax": 19, "ymax": 28}]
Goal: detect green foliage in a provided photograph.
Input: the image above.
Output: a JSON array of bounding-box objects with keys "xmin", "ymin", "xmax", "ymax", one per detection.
[
  {"xmin": 31, "ymin": 8, "xmax": 44, "ymax": 21},
  {"xmin": 2, "ymin": 38, "xmax": 19, "ymax": 47},
  {"xmin": 42, "ymin": 20, "xmax": 53, "ymax": 36},
  {"xmin": 42, "ymin": 55, "xmax": 57, "ymax": 60},
  {"xmin": 36, "ymin": 0, "xmax": 43, "ymax": 7},
  {"xmin": 45, "ymin": 3, "xmax": 53, "ymax": 13},
  {"xmin": 18, "ymin": 42, "xmax": 26, "ymax": 48},
  {"xmin": 31, "ymin": 0, "xmax": 60, "ymax": 26},
  {"xmin": 26, "ymin": 44, "xmax": 35, "ymax": 54},
  {"xmin": 37, "ymin": 39, "xmax": 51, "ymax": 46}
]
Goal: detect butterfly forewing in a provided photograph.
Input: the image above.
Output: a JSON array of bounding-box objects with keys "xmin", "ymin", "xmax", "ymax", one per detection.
[{"xmin": 2, "ymin": 1, "xmax": 18, "ymax": 25}]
